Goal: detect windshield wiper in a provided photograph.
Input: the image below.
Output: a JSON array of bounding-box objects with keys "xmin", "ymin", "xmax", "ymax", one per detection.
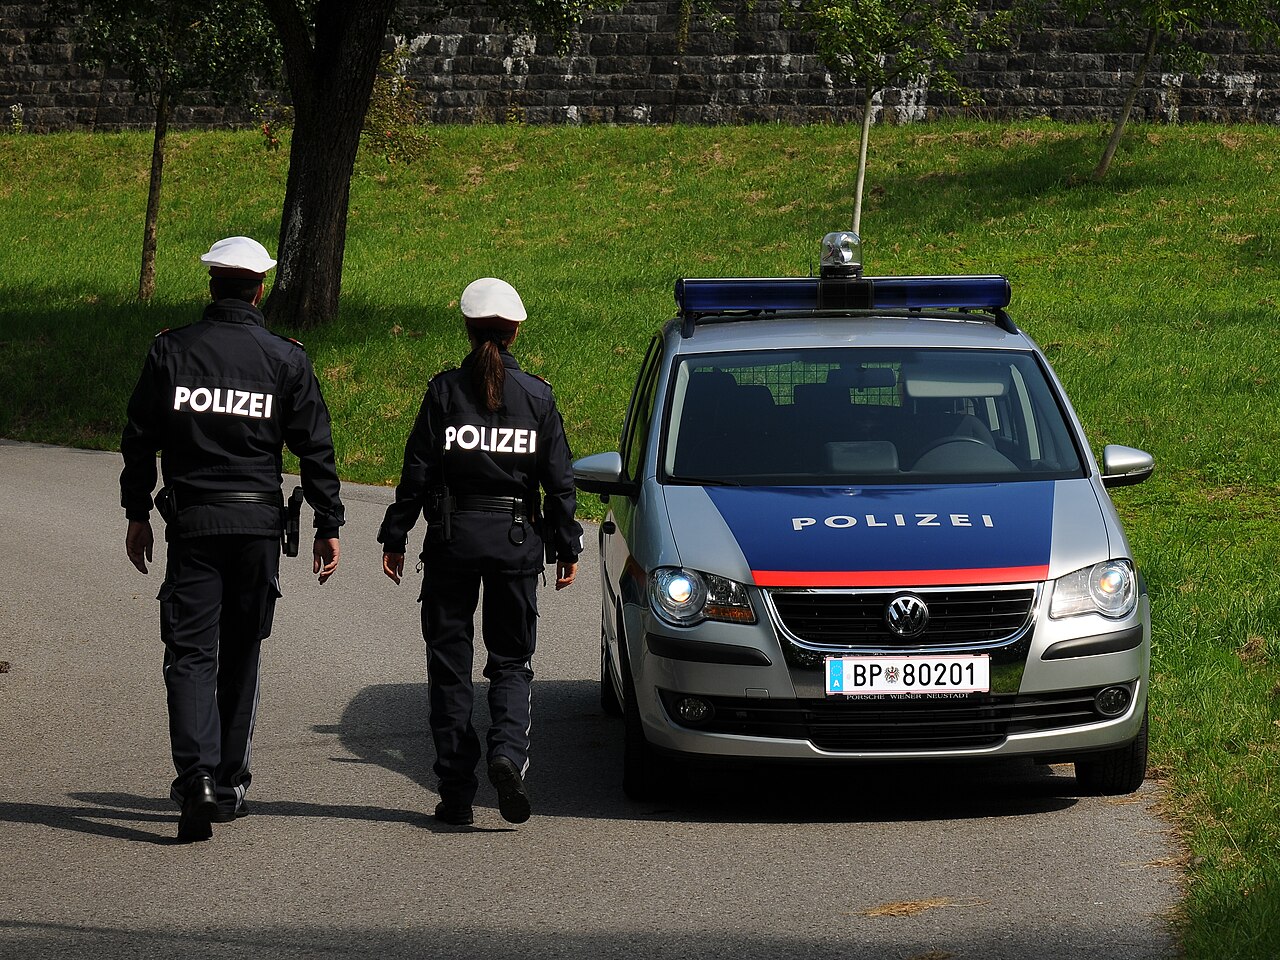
[{"xmin": 667, "ymin": 475, "xmax": 742, "ymax": 487}]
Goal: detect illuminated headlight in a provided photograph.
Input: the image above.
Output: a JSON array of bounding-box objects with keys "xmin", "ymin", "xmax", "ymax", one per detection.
[
  {"xmin": 650, "ymin": 567, "xmax": 756, "ymax": 626},
  {"xmin": 1050, "ymin": 560, "xmax": 1137, "ymax": 620}
]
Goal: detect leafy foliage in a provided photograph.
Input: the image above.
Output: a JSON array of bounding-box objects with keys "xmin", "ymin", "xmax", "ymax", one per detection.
[
  {"xmin": 251, "ymin": 99, "xmax": 290, "ymax": 151},
  {"xmin": 781, "ymin": 0, "xmax": 1013, "ymax": 103},
  {"xmin": 361, "ymin": 47, "xmax": 432, "ymax": 165},
  {"xmin": 1059, "ymin": 0, "xmax": 1280, "ymax": 74},
  {"xmin": 46, "ymin": 0, "xmax": 281, "ymax": 106},
  {"xmin": 675, "ymin": 0, "xmax": 739, "ymax": 48},
  {"xmin": 484, "ymin": 0, "xmax": 603, "ymax": 53}
]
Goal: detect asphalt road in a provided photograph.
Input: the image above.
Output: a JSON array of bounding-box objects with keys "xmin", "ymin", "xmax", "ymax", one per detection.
[{"xmin": 0, "ymin": 440, "xmax": 1180, "ymax": 959}]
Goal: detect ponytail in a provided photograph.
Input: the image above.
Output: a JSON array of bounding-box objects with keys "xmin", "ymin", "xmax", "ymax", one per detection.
[{"xmin": 468, "ymin": 325, "xmax": 513, "ymax": 413}]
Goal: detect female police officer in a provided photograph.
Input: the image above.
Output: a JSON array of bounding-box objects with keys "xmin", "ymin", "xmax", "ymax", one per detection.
[{"xmin": 378, "ymin": 278, "xmax": 582, "ymax": 826}]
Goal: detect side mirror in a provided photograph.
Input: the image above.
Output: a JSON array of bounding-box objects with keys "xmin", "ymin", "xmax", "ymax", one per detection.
[
  {"xmin": 573, "ymin": 452, "xmax": 637, "ymax": 497},
  {"xmin": 1101, "ymin": 445, "xmax": 1154, "ymax": 488}
]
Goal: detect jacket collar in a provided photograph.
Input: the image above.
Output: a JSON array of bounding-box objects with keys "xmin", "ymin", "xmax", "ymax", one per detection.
[{"xmin": 203, "ymin": 299, "xmax": 266, "ymax": 327}]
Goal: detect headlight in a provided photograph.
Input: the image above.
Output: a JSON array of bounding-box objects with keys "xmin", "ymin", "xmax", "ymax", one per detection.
[
  {"xmin": 650, "ymin": 567, "xmax": 756, "ymax": 626},
  {"xmin": 1049, "ymin": 560, "xmax": 1137, "ymax": 620}
]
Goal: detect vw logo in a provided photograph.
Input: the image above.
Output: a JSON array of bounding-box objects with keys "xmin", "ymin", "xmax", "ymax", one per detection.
[{"xmin": 885, "ymin": 594, "xmax": 930, "ymax": 638}]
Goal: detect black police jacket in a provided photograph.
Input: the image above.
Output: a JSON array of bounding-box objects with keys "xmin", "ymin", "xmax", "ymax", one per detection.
[
  {"xmin": 378, "ymin": 347, "xmax": 583, "ymax": 575},
  {"xmin": 120, "ymin": 299, "xmax": 345, "ymax": 539}
]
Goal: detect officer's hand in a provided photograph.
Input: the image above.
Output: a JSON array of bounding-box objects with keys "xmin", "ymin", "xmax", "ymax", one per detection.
[
  {"xmin": 383, "ymin": 551, "xmax": 405, "ymax": 585},
  {"xmin": 126, "ymin": 520, "xmax": 153, "ymax": 574},
  {"xmin": 555, "ymin": 560, "xmax": 578, "ymax": 591},
  {"xmin": 314, "ymin": 537, "xmax": 340, "ymax": 584}
]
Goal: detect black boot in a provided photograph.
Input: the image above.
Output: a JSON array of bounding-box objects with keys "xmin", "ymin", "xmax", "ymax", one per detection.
[
  {"xmin": 487, "ymin": 757, "xmax": 530, "ymax": 824},
  {"xmin": 433, "ymin": 799, "xmax": 475, "ymax": 826},
  {"xmin": 177, "ymin": 773, "xmax": 218, "ymax": 843}
]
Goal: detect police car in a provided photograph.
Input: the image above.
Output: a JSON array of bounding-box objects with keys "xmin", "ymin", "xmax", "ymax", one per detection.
[{"xmin": 574, "ymin": 232, "xmax": 1153, "ymax": 800}]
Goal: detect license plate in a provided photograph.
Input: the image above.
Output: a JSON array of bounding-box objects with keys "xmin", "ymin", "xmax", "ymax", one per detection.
[{"xmin": 825, "ymin": 654, "xmax": 990, "ymax": 696}]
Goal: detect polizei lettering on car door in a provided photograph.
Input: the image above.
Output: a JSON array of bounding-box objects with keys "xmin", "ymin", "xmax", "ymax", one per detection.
[
  {"xmin": 444, "ymin": 425, "xmax": 537, "ymax": 454},
  {"xmin": 173, "ymin": 386, "xmax": 274, "ymax": 419},
  {"xmin": 791, "ymin": 514, "xmax": 996, "ymax": 531}
]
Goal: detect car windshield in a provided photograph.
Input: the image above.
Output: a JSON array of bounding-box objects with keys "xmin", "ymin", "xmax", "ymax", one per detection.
[{"xmin": 662, "ymin": 347, "xmax": 1086, "ymax": 485}]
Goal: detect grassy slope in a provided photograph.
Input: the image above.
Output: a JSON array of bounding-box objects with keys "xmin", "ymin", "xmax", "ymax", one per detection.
[{"xmin": 2, "ymin": 122, "xmax": 1279, "ymax": 956}]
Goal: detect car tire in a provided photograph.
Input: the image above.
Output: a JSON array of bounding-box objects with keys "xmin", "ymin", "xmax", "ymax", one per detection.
[
  {"xmin": 619, "ymin": 628, "xmax": 675, "ymax": 801},
  {"xmin": 1074, "ymin": 708, "xmax": 1148, "ymax": 796},
  {"xmin": 600, "ymin": 627, "xmax": 623, "ymax": 718}
]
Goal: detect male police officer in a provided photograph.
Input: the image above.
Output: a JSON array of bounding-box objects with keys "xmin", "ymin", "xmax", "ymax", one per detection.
[{"xmin": 120, "ymin": 236, "xmax": 345, "ymax": 843}]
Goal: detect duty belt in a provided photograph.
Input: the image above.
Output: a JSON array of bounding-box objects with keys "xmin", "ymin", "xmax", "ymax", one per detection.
[
  {"xmin": 454, "ymin": 495, "xmax": 528, "ymax": 516},
  {"xmin": 452, "ymin": 495, "xmax": 534, "ymax": 546},
  {"xmin": 153, "ymin": 485, "xmax": 282, "ymax": 523},
  {"xmin": 178, "ymin": 491, "xmax": 284, "ymax": 507}
]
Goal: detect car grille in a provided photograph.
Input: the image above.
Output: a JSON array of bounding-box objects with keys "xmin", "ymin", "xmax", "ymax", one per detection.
[
  {"xmin": 670, "ymin": 689, "xmax": 1110, "ymax": 752},
  {"xmin": 768, "ymin": 587, "xmax": 1037, "ymax": 647}
]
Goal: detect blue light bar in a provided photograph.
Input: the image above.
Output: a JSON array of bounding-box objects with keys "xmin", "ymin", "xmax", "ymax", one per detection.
[{"xmin": 674, "ymin": 275, "xmax": 1011, "ymax": 315}]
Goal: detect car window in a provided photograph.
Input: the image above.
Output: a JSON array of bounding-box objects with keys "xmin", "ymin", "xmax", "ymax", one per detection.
[
  {"xmin": 620, "ymin": 335, "xmax": 663, "ymax": 483},
  {"xmin": 662, "ymin": 347, "xmax": 1085, "ymax": 485}
]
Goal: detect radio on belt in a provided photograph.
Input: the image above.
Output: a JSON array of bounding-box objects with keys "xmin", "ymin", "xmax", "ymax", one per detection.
[{"xmin": 282, "ymin": 486, "xmax": 304, "ymax": 557}]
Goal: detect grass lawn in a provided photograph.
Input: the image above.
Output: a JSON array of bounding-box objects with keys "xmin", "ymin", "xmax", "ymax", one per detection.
[{"xmin": 2, "ymin": 121, "xmax": 1279, "ymax": 957}]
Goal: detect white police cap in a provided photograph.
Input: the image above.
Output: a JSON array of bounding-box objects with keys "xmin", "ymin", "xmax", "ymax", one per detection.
[
  {"xmin": 460, "ymin": 278, "xmax": 526, "ymax": 324},
  {"xmin": 200, "ymin": 236, "xmax": 277, "ymax": 276}
]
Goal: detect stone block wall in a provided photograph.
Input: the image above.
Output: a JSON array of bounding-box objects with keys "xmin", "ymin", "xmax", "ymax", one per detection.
[{"xmin": 1, "ymin": 0, "xmax": 1277, "ymax": 132}]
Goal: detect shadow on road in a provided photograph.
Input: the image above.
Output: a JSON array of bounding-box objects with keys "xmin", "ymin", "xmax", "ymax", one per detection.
[
  {"xmin": 9, "ymin": 676, "xmax": 1083, "ymax": 845},
  {"xmin": 6, "ymin": 791, "xmax": 449, "ymax": 844},
  {"xmin": 325, "ymin": 680, "xmax": 1081, "ymax": 824},
  {"xmin": 0, "ymin": 797, "xmax": 176, "ymax": 846}
]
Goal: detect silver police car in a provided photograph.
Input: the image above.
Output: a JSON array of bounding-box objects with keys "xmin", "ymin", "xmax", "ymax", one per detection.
[{"xmin": 575, "ymin": 233, "xmax": 1153, "ymax": 800}]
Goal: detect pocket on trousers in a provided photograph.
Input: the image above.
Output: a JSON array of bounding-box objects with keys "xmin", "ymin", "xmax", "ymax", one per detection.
[
  {"xmin": 157, "ymin": 580, "xmax": 178, "ymax": 644},
  {"xmin": 257, "ymin": 577, "xmax": 283, "ymax": 640}
]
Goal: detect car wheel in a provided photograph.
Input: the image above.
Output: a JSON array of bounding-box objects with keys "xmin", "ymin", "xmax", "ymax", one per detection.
[
  {"xmin": 600, "ymin": 625, "xmax": 622, "ymax": 718},
  {"xmin": 1074, "ymin": 708, "xmax": 1148, "ymax": 796},
  {"xmin": 618, "ymin": 630, "xmax": 674, "ymax": 801}
]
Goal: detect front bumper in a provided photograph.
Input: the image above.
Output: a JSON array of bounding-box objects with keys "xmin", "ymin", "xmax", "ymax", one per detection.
[
  {"xmin": 629, "ymin": 589, "xmax": 1150, "ymax": 762},
  {"xmin": 646, "ymin": 680, "xmax": 1147, "ymax": 761}
]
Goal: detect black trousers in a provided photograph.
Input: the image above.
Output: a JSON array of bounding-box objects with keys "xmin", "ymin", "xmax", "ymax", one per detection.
[
  {"xmin": 158, "ymin": 535, "xmax": 280, "ymax": 814},
  {"xmin": 420, "ymin": 568, "xmax": 539, "ymax": 804}
]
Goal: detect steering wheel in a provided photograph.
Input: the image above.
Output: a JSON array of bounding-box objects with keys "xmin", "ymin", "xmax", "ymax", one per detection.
[{"xmin": 915, "ymin": 436, "xmax": 988, "ymax": 459}]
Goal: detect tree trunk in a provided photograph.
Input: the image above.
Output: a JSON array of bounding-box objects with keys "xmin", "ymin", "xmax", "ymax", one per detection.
[
  {"xmin": 138, "ymin": 86, "xmax": 169, "ymax": 301},
  {"xmin": 1094, "ymin": 26, "xmax": 1160, "ymax": 182},
  {"xmin": 852, "ymin": 82, "xmax": 875, "ymax": 236},
  {"xmin": 261, "ymin": 0, "xmax": 396, "ymax": 330},
  {"xmin": 266, "ymin": 101, "xmax": 362, "ymax": 329}
]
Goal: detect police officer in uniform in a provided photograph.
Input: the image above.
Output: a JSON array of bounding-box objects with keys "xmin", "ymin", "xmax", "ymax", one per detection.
[
  {"xmin": 120, "ymin": 236, "xmax": 345, "ymax": 843},
  {"xmin": 378, "ymin": 278, "xmax": 582, "ymax": 826}
]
